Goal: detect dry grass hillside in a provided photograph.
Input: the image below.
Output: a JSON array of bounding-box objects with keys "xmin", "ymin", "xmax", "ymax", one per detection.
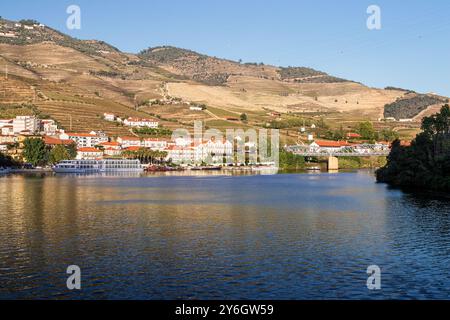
[{"xmin": 1, "ymin": 17, "xmax": 444, "ymax": 140}]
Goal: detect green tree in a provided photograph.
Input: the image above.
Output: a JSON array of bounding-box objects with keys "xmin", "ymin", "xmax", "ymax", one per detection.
[
  {"xmin": 48, "ymin": 144, "xmax": 76, "ymax": 164},
  {"xmin": 66, "ymin": 143, "xmax": 77, "ymax": 159},
  {"xmin": 377, "ymin": 104, "xmax": 450, "ymax": 190},
  {"xmin": 378, "ymin": 129, "xmax": 399, "ymax": 142},
  {"xmin": 279, "ymin": 150, "xmax": 305, "ymax": 170},
  {"xmin": 240, "ymin": 113, "xmax": 248, "ymax": 122},
  {"xmin": 357, "ymin": 121, "xmax": 376, "ymax": 140},
  {"xmin": 22, "ymin": 138, "xmax": 48, "ymax": 167}
]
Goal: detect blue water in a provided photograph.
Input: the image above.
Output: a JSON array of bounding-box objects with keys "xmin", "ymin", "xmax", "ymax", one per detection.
[{"xmin": 1, "ymin": 171, "xmax": 450, "ymax": 299}]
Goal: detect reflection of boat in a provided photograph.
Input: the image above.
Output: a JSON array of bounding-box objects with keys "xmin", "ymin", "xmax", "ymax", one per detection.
[
  {"xmin": 53, "ymin": 159, "xmax": 143, "ymax": 173},
  {"xmin": 306, "ymin": 166, "xmax": 321, "ymax": 171},
  {"xmin": 0, "ymin": 167, "xmax": 12, "ymax": 175},
  {"xmin": 190, "ymin": 166, "xmax": 222, "ymax": 171}
]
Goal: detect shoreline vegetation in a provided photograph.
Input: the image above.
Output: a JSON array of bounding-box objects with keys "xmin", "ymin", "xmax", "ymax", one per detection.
[{"xmin": 377, "ymin": 104, "xmax": 450, "ymax": 191}]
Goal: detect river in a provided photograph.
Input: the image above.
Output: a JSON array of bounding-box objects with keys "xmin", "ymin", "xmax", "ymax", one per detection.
[{"xmin": 1, "ymin": 170, "xmax": 450, "ymax": 299}]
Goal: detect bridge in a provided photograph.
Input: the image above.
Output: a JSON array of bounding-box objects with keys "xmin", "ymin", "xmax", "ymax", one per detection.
[{"xmin": 285, "ymin": 144, "xmax": 390, "ymax": 170}]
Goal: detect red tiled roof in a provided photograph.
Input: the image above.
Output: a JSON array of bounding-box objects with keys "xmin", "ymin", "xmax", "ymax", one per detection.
[
  {"xmin": 99, "ymin": 141, "xmax": 120, "ymax": 146},
  {"xmin": 44, "ymin": 136, "xmax": 74, "ymax": 146},
  {"xmin": 347, "ymin": 133, "xmax": 362, "ymax": 138},
  {"xmin": 78, "ymin": 147, "xmax": 102, "ymax": 153},
  {"xmin": 314, "ymin": 140, "xmax": 350, "ymax": 148},
  {"xmin": 124, "ymin": 146, "xmax": 141, "ymax": 151},
  {"xmin": 67, "ymin": 133, "xmax": 96, "ymax": 137}
]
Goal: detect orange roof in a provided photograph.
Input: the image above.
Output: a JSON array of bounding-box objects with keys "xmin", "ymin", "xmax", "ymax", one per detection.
[
  {"xmin": 78, "ymin": 147, "xmax": 102, "ymax": 153},
  {"xmin": 347, "ymin": 133, "xmax": 362, "ymax": 138},
  {"xmin": 67, "ymin": 132, "xmax": 96, "ymax": 137},
  {"xmin": 314, "ymin": 140, "xmax": 350, "ymax": 148},
  {"xmin": 44, "ymin": 136, "xmax": 75, "ymax": 146},
  {"xmin": 99, "ymin": 141, "xmax": 120, "ymax": 146}
]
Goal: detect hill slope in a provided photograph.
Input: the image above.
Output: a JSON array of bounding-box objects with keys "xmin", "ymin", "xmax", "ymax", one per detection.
[{"xmin": 1, "ymin": 17, "xmax": 442, "ymax": 140}]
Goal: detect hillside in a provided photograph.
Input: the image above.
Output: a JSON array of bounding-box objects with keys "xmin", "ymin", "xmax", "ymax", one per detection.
[
  {"xmin": 384, "ymin": 93, "xmax": 448, "ymax": 120},
  {"xmin": 0, "ymin": 17, "xmax": 443, "ymax": 141}
]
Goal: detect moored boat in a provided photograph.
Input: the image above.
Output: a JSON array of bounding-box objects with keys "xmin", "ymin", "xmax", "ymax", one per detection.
[
  {"xmin": 53, "ymin": 159, "xmax": 143, "ymax": 173},
  {"xmin": 0, "ymin": 167, "xmax": 12, "ymax": 175}
]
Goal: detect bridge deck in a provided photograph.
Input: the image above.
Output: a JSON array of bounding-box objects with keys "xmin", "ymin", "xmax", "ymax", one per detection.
[{"xmin": 285, "ymin": 145, "xmax": 390, "ymax": 157}]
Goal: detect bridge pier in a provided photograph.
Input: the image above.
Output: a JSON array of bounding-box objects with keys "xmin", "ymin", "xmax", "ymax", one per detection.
[{"xmin": 327, "ymin": 156, "xmax": 339, "ymax": 171}]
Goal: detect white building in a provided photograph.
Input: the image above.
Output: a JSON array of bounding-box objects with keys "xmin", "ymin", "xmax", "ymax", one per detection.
[
  {"xmin": 0, "ymin": 135, "xmax": 16, "ymax": 144},
  {"xmin": 123, "ymin": 117, "xmax": 159, "ymax": 128},
  {"xmin": 41, "ymin": 119, "xmax": 59, "ymax": 136},
  {"xmin": 165, "ymin": 138, "xmax": 234, "ymax": 165},
  {"xmin": 76, "ymin": 147, "xmax": 104, "ymax": 160},
  {"xmin": 103, "ymin": 113, "xmax": 116, "ymax": 122},
  {"xmin": 13, "ymin": 116, "xmax": 41, "ymax": 134},
  {"xmin": 0, "ymin": 32, "xmax": 17, "ymax": 38},
  {"xmin": 1, "ymin": 126, "xmax": 14, "ymax": 136},
  {"xmin": 98, "ymin": 141, "xmax": 122, "ymax": 157},
  {"xmin": 198, "ymin": 139, "xmax": 233, "ymax": 163},
  {"xmin": 0, "ymin": 119, "xmax": 13, "ymax": 128},
  {"xmin": 189, "ymin": 106, "xmax": 203, "ymax": 111},
  {"xmin": 165, "ymin": 145, "xmax": 196, "ymax": 165},
  {"xmin": 143, "ymin": 138, "xmax": 168, "ymax": 151},
  {"xmin": 117, "ymin": 136, "xmax": 142, "ymax": 148},
  {"xmin": 60, "ymin": 132, "xmax": 109, "ymax": 148}
]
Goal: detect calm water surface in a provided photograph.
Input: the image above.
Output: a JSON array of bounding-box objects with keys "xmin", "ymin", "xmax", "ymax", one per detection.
[{"xmin": 1, "ymin": 171, "xmax": 450, "ymax": 299}]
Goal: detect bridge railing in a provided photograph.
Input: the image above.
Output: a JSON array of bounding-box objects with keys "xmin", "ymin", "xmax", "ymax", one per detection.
[{"xmin": 285, "ymin": 145, "xmax": 390, "ymax": 157}]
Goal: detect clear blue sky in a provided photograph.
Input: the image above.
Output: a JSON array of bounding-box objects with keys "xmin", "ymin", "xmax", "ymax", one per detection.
[{"xmin": 2, "ymin": 0, "xmax": 450, "ymax": 96}]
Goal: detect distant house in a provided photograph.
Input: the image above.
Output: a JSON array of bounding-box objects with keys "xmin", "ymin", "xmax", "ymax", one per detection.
[
  {"xmin": 123, "ymin": 117, "xmax": 159, "ymax": 128},
  {"xmin": 309, "ymin": 140, "xmax": 351, "ymax": 153},
  {"xmin": 13, "ymin": 116, "xmax": 41, "ymax": 134},
  {"xmin": 1, "ymin": 126, "xmax": 14, "ymax": 136},
  {"xmin": 103, "ymin": 113, "xmax": 115, "ymax": 121},
  {"xmin": 0, "ymin": 134, "xmax": 16, "ymax": 144},
  {"xmin": 0, "ymin": 119, "xmax": 13, "ymax": 128},
  {"xmin": 347, "ymin": 133, "xmax": 362, "ymax": 139},
  {"xmin": 117, "ymin": 136, "xmax": 142, "ymax": 148},
  {"xmin": 143, "ymin": 138, "xmax": 168, "ymax": 151},
  {"xmin": 41, "ymin": 119, "xmax": 59, "ymax": 136},
  {"xmin": 0, "ymin": 32, "xmax": 17, "ymax": 38},
  {"xmin": 60, "ymin": 132, "xmax": 108, "ymax": 148},
  {"xmin": 76, "ymin": 147, "xmax": 103, "ymax": 160},
  {"xmin": 189, "ymin": 106, "xmax": 203, "ymax": 111}
]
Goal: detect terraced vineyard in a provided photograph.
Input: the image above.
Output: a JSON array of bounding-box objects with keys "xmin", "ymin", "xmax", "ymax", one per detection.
[{"xmin": 0, "ymin": 17, "xmax": 447, "ymax": 141}]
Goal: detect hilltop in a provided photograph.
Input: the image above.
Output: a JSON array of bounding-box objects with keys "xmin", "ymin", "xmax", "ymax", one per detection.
[{"xmin": 0, "ymin": 17, "xmax": 444, "ymax": 142}]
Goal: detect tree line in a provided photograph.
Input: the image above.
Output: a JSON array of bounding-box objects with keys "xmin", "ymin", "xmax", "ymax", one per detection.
[{"xmin": 377, "ymin": 104, "xmax": 450, "ymax": 190}]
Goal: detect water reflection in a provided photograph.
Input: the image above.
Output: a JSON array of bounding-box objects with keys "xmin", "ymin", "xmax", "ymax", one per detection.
[{"xmin": 1, "ymin": 171, "xmax": 450, "ymax": 299}]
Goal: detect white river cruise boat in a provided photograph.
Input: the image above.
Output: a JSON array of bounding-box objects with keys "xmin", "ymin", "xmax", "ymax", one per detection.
[{"xmin": 53, "ymin": 159, "xmax": 143, "ymax": 173}]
